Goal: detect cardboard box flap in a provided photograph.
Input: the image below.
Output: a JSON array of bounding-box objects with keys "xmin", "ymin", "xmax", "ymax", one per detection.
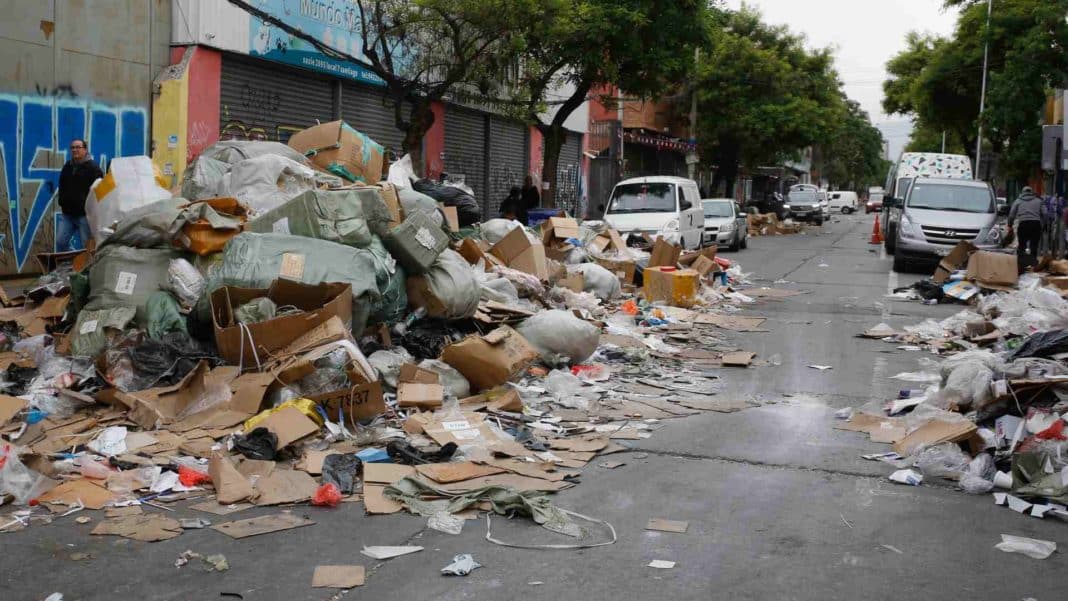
[{"xmin": 965, "ymin": 251, "xmax": 1018, "ymax": 287}]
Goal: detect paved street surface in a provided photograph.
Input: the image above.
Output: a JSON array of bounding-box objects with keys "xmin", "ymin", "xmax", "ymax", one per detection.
[{"xmin": 4, "ymin": 213, "xmax": 1061, "ymax": 601}]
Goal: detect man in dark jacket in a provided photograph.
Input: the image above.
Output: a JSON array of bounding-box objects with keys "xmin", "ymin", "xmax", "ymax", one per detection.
[
  {"xmin": 522, "ymin": 175, "xmax": 541, "ymax": 210},
  {"xmin": 56, "ymin": 138, "xmax": 102, "ymax": 251},
  {"xmin": 500, "ymin": 186, "xmax": 528, "ymax": 224},
  {"xmin": 1008, "ymin": 186, "xmax": 1046, "ymax": 270}
]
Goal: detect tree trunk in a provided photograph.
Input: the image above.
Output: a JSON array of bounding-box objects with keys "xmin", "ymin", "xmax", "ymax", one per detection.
[
  {"xmin": 539, "ymin": 78, "xmax": 593, "ymax": 209},
  {"xmin": 402, "ymin": 97, "xmax": 435, "ymax": 177}
]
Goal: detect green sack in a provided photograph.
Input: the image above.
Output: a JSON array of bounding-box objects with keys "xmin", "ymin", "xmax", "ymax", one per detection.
[
  {"xmin": 85, "ymin": 245, "xmax": 186, "ymax": 327},
  {"xmin": 70, "ymin": 306, "xmax": 136, "ymax": 357},
  {"xmin": 246, "ymin": 188, "xmax": 393, "ymax": 247},
  {"xmin": 146, "ymin": 292, "xmax": 187, "ymax": 340}
]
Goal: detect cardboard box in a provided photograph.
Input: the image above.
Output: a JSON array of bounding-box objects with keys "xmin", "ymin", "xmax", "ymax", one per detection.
[
  {"xmin": 399, "ymin": 363, "xmax": 440, "ymax": 384},
  {"xmin": 287, "ymin": 121, "xmax": 385, "ymax": 184},
  {"xmin": 643, "ymin": 267, "xmax": 700, "ymax": 308},
  {"xmin": 965, "ymin": 251, "xmax": 1018, "ymax": 288},
  {"xmin": 691, "ymin": 255, "xmax": 716, "ymax": 277},
  {"xmin": 648, "ymin": 238, "xmax": 682, "ymax": 267},
  {"xmin": 211, "ymin": 280, "xmax": 352, "ymax": 369},
  {"xmin": 397, "ymin": 382, "xmax": 444, "ymax": 409},
  {"xmin": 376, "ymin": 182, "xmax": 403, "ymax": 228},
  {"xmin": 489, "ymin": 226, "xmax": 549, "ymax": 280},
  {"xmin": 594, "ymin": 258, "xmax": 637, "ymax": 285},
  {"xmin": 438, "ymin": 204, "xmax": 460, "ymax": 232},
  {"xmin": 382, "ymin": 210, "xmax": 450, "ymax": 275},
  {"xmin": 679, "ymin": 246, "xmax": 717, "ymax": 267},
  {"xmin": 457, "ymin": 238, "xmax": 501, "ymax": 270},
  {"xmin": 271, "ymin": 343, "xmax": 385, "ymax": 421},
  {"xmin": 560, "ymin": 272, "xmax": 585, "ymax": 293},
  {"xmin": 441, "ymin": 326, "xmax": 539, "ymax": 392},
  {"xmin": 933, "ymin": 241, "xmax": 976, "ymax": 284},
  {"xmin": 541, "ymin": 217, "xmax": 581, "ymax": 245}
]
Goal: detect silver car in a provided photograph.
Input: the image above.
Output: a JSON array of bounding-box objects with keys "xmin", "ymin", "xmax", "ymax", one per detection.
[
  {"xmin": 891, "ymin": 178, "xmax": 1001, "ymax": 272},
  {"xmin": 701, "ymin": 199, "xmax": 748, "ymax": 251}
]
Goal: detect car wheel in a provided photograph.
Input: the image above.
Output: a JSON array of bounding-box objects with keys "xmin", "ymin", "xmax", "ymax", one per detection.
[
  {"xmin": 892, "ymin": 253, "xmax": 909, "ymax": 273},
  {"xmin": 841, "ymin": 207, "xmax": 850, "ymax": 214},
  {"xmin": 884, "ymin": 226, "xmax": 896, "ymax": 254},
  {"xmin": 740, "ymin": 234, "xmax": 748, "ymax": 249}
]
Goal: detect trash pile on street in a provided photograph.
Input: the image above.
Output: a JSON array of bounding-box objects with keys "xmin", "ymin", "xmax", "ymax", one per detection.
[
  {"xmin": 850, "ymin": 241, "xmax": 1068, "ymax": 528},
  {"xmin": 0, "ymin": 122, "xmax": 777, "ymax": 576},
  {"xmin": 746, "ymin": 213, "xmax": 805, "ymax": 237}
]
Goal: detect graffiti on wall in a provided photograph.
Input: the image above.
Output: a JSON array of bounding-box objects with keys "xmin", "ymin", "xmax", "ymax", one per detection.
[{"xmin": 0, "ymin": 94, "xmax": 147, "ymax": 273}]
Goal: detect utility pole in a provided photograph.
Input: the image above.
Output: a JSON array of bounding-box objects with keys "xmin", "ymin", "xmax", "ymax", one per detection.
[
  {"xmin": 975, "ymin": 0, "xmax": 992, "ymax": 179},
  {"xmin": 941, "ymin": 131, "xmax": 946, "ymax": 153},
  {"xmin": 687, "ymin": 47, "xmax": 699, "ymax": 181}
]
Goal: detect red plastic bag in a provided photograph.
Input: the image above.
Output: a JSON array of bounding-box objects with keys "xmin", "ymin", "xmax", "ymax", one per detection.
[
  {"xmin": 178, "ymin": 465, "xmax": 212, "ymax": 487},
  {"xmin": 714, "ymin": 256, "xmax": 731, "ymax": 269},
  {"xmin": 312, "ymin": 483, "xmax": 342, "ymax": 507},
  {"xmin": 1036, "ymin": 419, "xmax": 1068, "ymax": 441},
  {"xmin": 620, "ymin": 299, "xmax": 639, "ymax": 315}
]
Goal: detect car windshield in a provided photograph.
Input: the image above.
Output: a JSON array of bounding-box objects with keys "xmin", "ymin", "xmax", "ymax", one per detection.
[
  {"xmin": 608, "ymin": 183, "xmax": 676, "ymax": 214},
  {"xmin": 907, "ymin": 184, "xmax": 993, "ymax": 213},
  {"xmin": 702, "ymin": 201, "xmax": 734, "ymax": 218}
]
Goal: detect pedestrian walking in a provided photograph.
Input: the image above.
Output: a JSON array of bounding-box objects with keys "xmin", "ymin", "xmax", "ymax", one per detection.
[
  {"xmin": 1007, "ymin": 186, "xmax": 1045, "ymax": 272},
  {"xmin": 522, "ymin": 175, "xmax": 540, "ymax": 210},
  {"xmin": 499, "ymin": 186, "xmax": 528, "ymax": 224},
  {"xmin": 56, "ymin": 138, "xmax": 103, "ymax": 252}
]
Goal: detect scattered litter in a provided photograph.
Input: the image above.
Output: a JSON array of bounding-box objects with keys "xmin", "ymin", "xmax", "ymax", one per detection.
[
  {"xmin": 880, "ymin": 544, "xmax": 903, "ymax": 554},
  {"xmin": 598, "ymin": 461, "xmax": 626, "ymax": 469},
  {"xmin": 645, "ymin": 518, "xmax": 689, "ymax": 533},
  {"xmin": 994, "ymin": 534, "xmax": 1057, "ymax": 559},
  {"xmin": 888, "ymin": 469, "xmax": 923, "ymax": 486},
  {"xmin": 441, "ymin": 554, "xmax": 482, "ymax": 576},
  {"xmin": 312, "ymin": 565, "xmax": 365, "ymax": 588},
  {"xmin": 361, "ymin": 546, "xmax": 424, "ymax": 560},
  {"xmin": 648, "ymin": 560, "xmax": 676, "ymax": 569},
  {"xmin": 808, "ymin": 365, "xmax": 833, "ymax": 371}
]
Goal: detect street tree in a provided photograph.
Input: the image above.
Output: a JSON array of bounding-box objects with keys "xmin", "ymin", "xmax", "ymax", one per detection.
[{"xmin": 820, "ymin": 100, "xmax": 890, "ymax": 191}]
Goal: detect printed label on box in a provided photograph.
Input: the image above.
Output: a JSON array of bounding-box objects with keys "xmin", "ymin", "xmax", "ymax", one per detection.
[
  {"xmin": 415, "ymin": 227, "xmax": 436, "ymax": 250},
  {"xmin": 114, "ymin": 272, "xmax": 137, "ymax": 295},
  {"xmin": 441, "ymin": 420, "xmax": 472, "ymax": 432},
  {"xmin": 79, "ymin": 319, "xmax": 98, "ymax": 335},
  {"xmin": 279, "ymin": 253, "xmax": 305, "ymax": 280}
]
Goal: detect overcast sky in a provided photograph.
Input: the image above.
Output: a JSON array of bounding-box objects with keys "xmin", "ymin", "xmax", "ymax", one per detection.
[{"xmin": 723, "ymin": 0, "xmax": 961, "ymax": 157}]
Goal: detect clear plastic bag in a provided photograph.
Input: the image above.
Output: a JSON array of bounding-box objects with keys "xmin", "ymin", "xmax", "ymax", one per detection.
[
  {"xmin": 368, "ymin": 348, "xmax": 413, "ymax": 390},
  {"xmin": 0, "ymin": 444, "xmax": 54, "ymax": 505},
  {"xmin": 959, "ymin": 453, "xmax": 996, "ymax": 494},
  {"xmin": 516, "ymin": 310, "xmax": 601, "ymax": 366},
  {"xmin": 913, "ymin": 443, "xmax": 970, "ymax": 478},
  {"xmin": 418, "ymin": 359, "xmax": 471, "ymax": 399}
]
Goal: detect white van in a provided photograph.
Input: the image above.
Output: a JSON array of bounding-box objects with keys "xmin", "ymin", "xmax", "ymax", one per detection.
[
  {"xmin": 603, "ymin": 176, "xmax": 705, "ymax": 250},
  {"xmin": 882, "ymin": 152, "xmax": 973, "ymax": 253},
  {"xmin": 828, "ymin": 191, "xmax": 859, "ymax": 214}
]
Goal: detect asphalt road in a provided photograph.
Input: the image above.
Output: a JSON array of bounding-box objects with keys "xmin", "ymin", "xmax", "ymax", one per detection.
[{"xmin": 5, "ymin": 212, "xmax": 1063, "ymax": 601}]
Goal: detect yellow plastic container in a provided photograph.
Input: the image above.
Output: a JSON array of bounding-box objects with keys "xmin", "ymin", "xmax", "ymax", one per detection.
[
  {"xmin": 244, "ymin": 398, "xmax": 323, "ymax": 431},
  {"xmin": 643, "ymin": 267, "xmax": 700, "ymax": 308}
]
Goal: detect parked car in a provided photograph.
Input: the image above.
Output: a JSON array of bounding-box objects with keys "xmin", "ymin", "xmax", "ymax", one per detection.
[
  {"xmin": 701, "ymin": 198, "xmax": 748, "ymax": 251},
  {"xmin": 828, "ymin": 191, "xmax": 859, "ymax": 214},
  {"xmin": 890, "ymin": 177, "xmax": 1001, "ymax": 273},
  {"xmin": 603, "ymin": 176, "xmax": 705, "ymax": 250},
  {"xmin": 867, "ymin": 186, "xmax": 885, "ymax": 214},
  {"xmin": 783, "ymin": 184, "xmax": 824, "ymax": 225},
  {"xmin": 882, "ymin": 152, "xmax": 973, "ymax": 253}
]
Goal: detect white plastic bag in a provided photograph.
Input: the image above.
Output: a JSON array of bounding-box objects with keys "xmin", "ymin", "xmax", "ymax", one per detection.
[
  {"xmin": 167, "ymin": 258, "xmax": 205, "ymax": 311},
  {"xmin": 516, "ymin": 310, "xmax": 600, "ymax": 366},
  {"xmin": 481, "ymin": 219, "xmax": 524, "ymax": 244},
  {"xmin": 0, "ymin": 444, "xmax": 54, "ymax": 505},
  {"xmin": 86, "ymin": 156, "xmax": 172, "ymax": 243},
  {"xmin": 226, "ymin": 154, "xmax": 316, "ymax": 215},
  {"xmin": 368, "ymin": 348, "xmax": 413, "ymax": 390},
  {"xmin": 418, "ymin": 359, "xmax": 471, "ymax": 399},
  {"xmin": 569, "ymin": 263, "xmax": 620, "ymax": 300},
  {"xmin": 387, "ymin": 153, "xmax": 416, "ymax": 189}
]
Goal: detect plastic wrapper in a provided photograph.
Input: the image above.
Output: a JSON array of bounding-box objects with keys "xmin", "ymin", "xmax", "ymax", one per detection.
[
  {"xmin": 418, "ymin": 359, "xmax": 471, "ymax": 399},
  {"xmin": 412, "ymin": 179, "xmax": 480, "ymax": 227},
  {"xmin": 492, "ymin": 265, "xmax": 544, "ymax": 298},
  {"xmin": 298, "ymin": 367, "xmax": 350, "ymax": 397},
  {"xmin": 225, "ymin": 154, "xmax": 317, "ymax": 215},
  {"xmin": 321, "ymin": 454, "xmax": 362, "ymax": 494},
  {"xmin": 959, "ymin": 453, "xmax": 996, "ymax": 494},
  {"xmin": 85, "ymin": 245, "xmax": 185, "ymax": 326},
  {"xmin": 416, "ymin": 250, "xmax": 481, "ymax": 320},
  {"xmin": 312, "ymin": 483, "xmax": 342, "ymax": 507},
  {"xmin": 569, "ymin": 263, "xmax": 620, "ymax": 300},
  {"xmin": 180, "ymin": 155, "xmax": 229, "ymax": 200},
  {"xmin": 167, "ymin": 259, "xmax": 204, "ymax": 311},
  {"xmin": 146, "ymin": 292, "xmax": 188, "ymax": 340},
  {"xmin": 913, "ymin": 442, "xmax": 971, "ymax": 478},
  {"xmin": 516, "ymin": 310, "xmax": 600, "ymax": 366},
  {"xmin": 938, "ymin": 361, "xmax": 993, "ymax": 409},
  {"xmin": 70, "ymin": 306, "xmax": 136, "ymax": 358},
  {"xmin": 387, "ymin": 153, "xmax": 416, "ymax": 189},
  {"xmin": 542, "ymin": 369, "xmax": 598, "ymax": 411},
  {"xmin": 478, "ymin": 275, "xmax": 521, "ymax": 305},
  {"xmin": 0, "ymin": 444, "xmax": 54, "ymax": 505},
  {"xmin": 86, "ymin": 156, "xmax": 172, "ymax": 243},
  {"xmin": 101, "ymin": 197, "xmax": 186, "ymax": 248},
  {"xmin": 368, "ymin": 348, "xmax": 414, "ymax": 390}
]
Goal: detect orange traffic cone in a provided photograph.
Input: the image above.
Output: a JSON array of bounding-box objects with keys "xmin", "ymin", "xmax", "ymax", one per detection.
[{"xmin": 870, "ymin": 214, "xmax": 884, "ymax": 245}]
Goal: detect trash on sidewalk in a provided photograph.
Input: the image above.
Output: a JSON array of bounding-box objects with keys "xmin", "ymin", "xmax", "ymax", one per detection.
[
  {"xmin": 361, "ymin": 546, "xmax": 424, "ymax": 560},
  {"xmin": 441, "ymin": 554, "xmax": 482, "ymax": 576},
  {"xmin": 647, "ymin": 560, "xmax": 676, "ymax": 569},
  {"xmin": 312, "ymin": 565, "xmax": 366, "ymax": 588},
  {"xmin": 645, "ymin": 518, "xmax": 689, "ymax": 533},
  {"xmin": 994, "ymin": 534, "xmax": 1057, "ymax": 559}
]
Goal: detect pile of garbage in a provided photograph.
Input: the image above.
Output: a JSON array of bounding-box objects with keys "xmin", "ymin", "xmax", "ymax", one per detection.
[
  {"xmin": 747, "ymin": 213, "xmax": 804, "ymax": 237},
  {"xmin": 850, "ymin": 245, "xmax": 1068, "ymax": 525},
  {"xmin": 0, "ymin": 122, "xmax": 774, "ymax": 562},
  {"xmin": 890, "ymin": 241, "xmax": 1028, "ymax": 305}
]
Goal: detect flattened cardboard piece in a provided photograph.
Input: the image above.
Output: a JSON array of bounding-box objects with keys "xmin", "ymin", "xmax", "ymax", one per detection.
[
  {"xmin": 211, "ymin": 280, "xmax": 352, "ymax": 369},
  {"xmin": 397, "ymin": 382, "xmax": 444, "ymax": 410},
  {"xmin": 541, "ymin": 216, "xmax": 581, "ymax": 245},
  {"xmin": 190, "ymin": 500, "xmax": 254, "ymax": 516},
  {"xmin": 646, "ymin": 518, "xmax": 689, "ymax": 533},
  {"xmin": 364, "ymin": 463, "xmax": 416, "ymax": 484},
  {"xmin": 695, "ymin": 314, "xmax": 767, "ymax": 332},
  {"xmin": 300, "ymin": 450, "xmax": 332, "ymax": 475},
  {"xmin": 273, "ymin": 316, "xmax": 355, "ymax": 363},
  {"xmin": 439, "ymin": 205, "xmax": 460, "ymax": 233},
  {"xmin": 721, "ymin": 351, "xmax": 755, "ymax": 367},
  {"xmin": 606, "ymin": 229, "xmax": 627, "ymax": 252},
  {"xmin": 253, "ymin": 469, "xmax": 318, "ymax": 506},
  {"xmin": 414, "ymin": 461, "xmax": 505, "ymax": 484},
  {"xmin": 210, "ymin": 452, "xmax": 255, "ymax": 504},
  {"xmin": 0, "ymin": 394, "xmax": 26, "ymax": 426},
  {"xmin": 212, "ymin": 512, "xmax": 315, "ymax": 539},
  {"xmin": 236, "ymin": 459, "xmax": 276, "ymax": 480},
  {"xmin": 548, "ymin": 437, "xmax": 609, "ymax": 452},
  {"xmin": 933, "ymin": 241, "xmax": 976, "ymax": 284},
  {"xmin": 90, "ymin": 514, "xmax": 183, "ymax": 542},
  {"xmin": 37, "ymin": 478, "xmax": 111, "ymax": 510},
  {"xmin": 440, "ymin": 326, "xmax": 538, "ymax": 392},
  {"xmin": 736, "ymin": 287, "xmax": 807, "ymax": 299},
  {"xmin": 965, "ymin": 251, "xmax": 1018, "ymax": 288},
  {"xmin": 892, "ymin": 419, "xmax": 978, "ymax": 456},
  {"xmin": 255, "ymin": 406, "xmax": 320, "ymax": 450},
  {"xmin": 422, "ymin": 412, "xmax": 505, "ymax": 448},
  {"xmin": 648, "ymin": 238, "xmax": 682, "ymax": 268},
  {"xmin": 399, "ymin": 363, "xmax": 440, "ymax": 384},
  {"xmin": 313, "ymin": 565, "xmax": 366, "ymax": 588},
  {"xmin": 679, "ymin": 246, "xmax": 717, "ymax": 267},
  {"xmin": 478, "ymin": 457, "xmax": 565, "ymax": 481},
  {"xmin": 833, "ymin": 413, "xmax": 902, "ymax": 434},
  {"xmin": 457, "ymin": 238, "xmax": 501, "ymax": 271},
  {"xmin": 363, "ymin": 483, "xmax": 404, "ymax": 514},
  {"xmin": 34, "ymin": 294, "xmax": 70, "ymax": 320},
  {"xmin": 487, "ymin": 388, "xmax": 523, "ymax": 412}
]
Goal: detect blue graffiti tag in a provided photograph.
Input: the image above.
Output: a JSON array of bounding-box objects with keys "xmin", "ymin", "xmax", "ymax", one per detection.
[{"xmin": 0, "ymin": 94, "xmax": 146, "ymax": 271}]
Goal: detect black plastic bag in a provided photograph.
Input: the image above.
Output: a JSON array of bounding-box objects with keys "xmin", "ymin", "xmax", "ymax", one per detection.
[
  {"xmin": 1009, "ymin": 329, "xmax": 1068, "ymax": 360},
  {"xmin": 233, "ymin": 427, "xmax": 278, "ymax": 461},
  {"xmin": 412, "ymin": 179, "xmax": 481, "ymax": 226},
  {"xmin": 321, "ymin": 454, "xmax": 363, "ymax": 494},
  {"xmin": 386, "ymin": 440, "xmax": 458, "ymax": 465}
]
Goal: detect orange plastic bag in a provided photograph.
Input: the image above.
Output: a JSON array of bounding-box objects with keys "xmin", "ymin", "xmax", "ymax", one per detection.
[
  {"xmin": 621, "ymin": 299, "xmax": 639, "ymax": 315},
  {"xmin": 178, "ymin": 465, "xmax": 212, "ymax": 487},
  {"xmin": 312, "ymin": 483, "xmax": 342, "ymax": 507}
]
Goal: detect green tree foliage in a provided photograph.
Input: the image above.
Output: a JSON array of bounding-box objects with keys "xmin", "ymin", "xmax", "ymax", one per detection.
[
  {"xmin": 694, "ymin": 6, "xmax": 844, "ymax": 195},
  {"xmin": 820, "ymin": 100, "xmax": 890, "ymax": 190},
  {"xmin": 884, "ymin": 0, "xmax": 1068, "ymax": 179}
]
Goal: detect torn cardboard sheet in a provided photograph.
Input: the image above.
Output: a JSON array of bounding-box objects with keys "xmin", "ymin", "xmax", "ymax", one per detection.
[
  {"xmin": 721, "ymin": 351, "xmax": 755, "ymax": 367},
  {"xmin": 415, "ymin": 461, "xmax": 505, "ymax": 483},
  {"xmin": 212, "ymin": 512, "xmax": 315, "ymax": 539},
  {"xmin": 90, "ymin": 514, "xmax": 183, "ymax": 542},
  {"xmin": 209, "ymin": 452, "xmax": 255, "ymax": 505},
  {"xmin": 256, "ymin": 406, "xmax": 320, "ymax": 450},
  {"xmin": 646, "ymin": 518, "xmax": 689, "ymax": 533},
  {"xmin": 252, "ymin": 469, "xmax": 318, "ymax": 506},
  {"xmin": 892, "ymin": 419, "xmax": 978, "ymax": 456},
  {"xmin": 37, "ymin": 479, "xmax": 112, "ymax": 510},
  {"xmin": 312, "ymin": 565, "xmax": 366, "ymax": 588}
]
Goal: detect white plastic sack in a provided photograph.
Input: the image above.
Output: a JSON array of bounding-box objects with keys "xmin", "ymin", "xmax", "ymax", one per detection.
[
  {"xmin": 481, "ymin": 219, "xmax": 524, "ymax": 244},
  {"xmin": 569, "ymin": 263, "xmax": 620, "ymax": 300},
  {"xmin": 226, "ymin": 154, "xmax": 316, "ymax": 215},
  {"xmin": 388, "ymin": 153, "xmax": 416, "ymax": 189},
  {"xmin": 420, "ymin": 250, "xmax": 481, "ymax": 319},
  {"xmin": 167, "ymin": 259, "xmax": 204, "ymax": 311},
  {"xmin": 397, "ymin": 187, "xmax": 444, "ymax": 226},
  {"xmin": 516, "ymin": 310, "xmax": 600, "ymax": 366},
  {"xmin": 418, "ymin": 359, "xmax": 471, "ymax": 399},
  {"xmin": 86, "ymin": 156, "xmax": 172, "ymax": 243}
]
